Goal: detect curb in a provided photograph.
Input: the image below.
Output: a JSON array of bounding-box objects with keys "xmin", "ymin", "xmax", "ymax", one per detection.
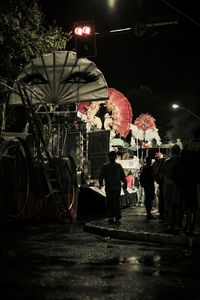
[{"xmin": 84, "ymin": 221, "xmax": 193, "ymax": 247}]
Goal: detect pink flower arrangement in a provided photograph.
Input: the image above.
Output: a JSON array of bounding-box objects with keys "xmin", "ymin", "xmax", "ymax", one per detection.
[{"xmin": 134, "ymin": 113, "xmax": 156, "ymax": 131}]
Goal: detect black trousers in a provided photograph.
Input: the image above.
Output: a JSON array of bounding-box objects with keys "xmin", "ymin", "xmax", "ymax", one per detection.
[
  {"xmin": 105, "ymin": 188, "xmax": 121, "ymax": 219},
  {"xmin": 144, "ymin": 188, "xmax": 154, "ymax": 215}
]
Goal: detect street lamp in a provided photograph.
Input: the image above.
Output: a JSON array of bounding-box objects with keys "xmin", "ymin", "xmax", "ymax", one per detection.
[{"xmin": 172, "ymin": 104, "xmax": 200, "ymax": 121}]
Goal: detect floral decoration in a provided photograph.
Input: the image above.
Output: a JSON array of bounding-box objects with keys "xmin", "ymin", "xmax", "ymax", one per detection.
[{"xmin": 134, "ymin": 113, "xmax": 156, "ymax": 130}]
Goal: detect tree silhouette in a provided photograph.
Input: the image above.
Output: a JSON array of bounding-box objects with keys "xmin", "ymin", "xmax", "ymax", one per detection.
[{"xmin": 0, "ymin": 0, "xmax": 72, "ymax": 129}]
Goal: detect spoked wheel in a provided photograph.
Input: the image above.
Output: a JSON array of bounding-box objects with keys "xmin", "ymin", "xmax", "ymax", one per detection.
[
  {"xmin": 0, "ymin": 137, "xmax": 31, "ymax": 218},
  {"xmin": 50, "ymin": 156, "xmax": 78, "ymax": 222}
]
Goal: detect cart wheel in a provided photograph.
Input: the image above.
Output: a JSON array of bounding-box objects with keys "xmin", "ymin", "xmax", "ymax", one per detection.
[
  {"xmin": 0, "ymin": 138, "xmax": 30, "ymax": 218},
  {"xmin": 50, "ymin": 156, "xmax": 78, "ymax": 222}
]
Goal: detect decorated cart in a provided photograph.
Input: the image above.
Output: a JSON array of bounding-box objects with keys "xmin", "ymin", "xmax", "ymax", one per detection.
[{"xmin": 0, "ymin": 51, "xmax": 108, "ymax": 223}]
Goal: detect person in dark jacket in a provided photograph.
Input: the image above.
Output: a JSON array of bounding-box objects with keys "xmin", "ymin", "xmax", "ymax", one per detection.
[
  {"xmin": 152, "ymin": 152, "xmax": 165, "ymax": 220},
  {"xmin": 181, "ymin": 127, "xmax": 200, "ymax": 234},
  {"xmin": 99, "ymin": 151, "xmax": 127, "ymax": 223},
  {"xmin": 140, "ymin": 156, "xmax": 155, "ymax": 220},
  {"xmin": 162, "ymin": 144, "xmax": 183, "ymax": 233}
]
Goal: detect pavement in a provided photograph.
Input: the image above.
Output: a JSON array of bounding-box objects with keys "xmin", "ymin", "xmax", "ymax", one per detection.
[{"xmin": 84, "ymin": 205, "xmax": 200, "ymax": 248}]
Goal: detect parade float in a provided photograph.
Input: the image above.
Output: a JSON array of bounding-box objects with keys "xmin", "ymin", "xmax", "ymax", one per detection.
[
  {"xmin": 0, "ymin": 51, "xmax": 109, "ymax": 222},
  {"xmin": 76, "ymin": 91, "xmax": 170, "ymax": 211},
  {"xmin": 0, "ymin": 50, "xmax": 166, "ymax": 222},
  {"xmin": 77, "ymin": 87, "xmax": 140, "ymax": 210}
]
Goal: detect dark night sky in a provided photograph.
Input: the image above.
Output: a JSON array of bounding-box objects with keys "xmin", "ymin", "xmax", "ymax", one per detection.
[{"xmin": 40, "ymin": 0, "xmax": 200, "ymax": 143}]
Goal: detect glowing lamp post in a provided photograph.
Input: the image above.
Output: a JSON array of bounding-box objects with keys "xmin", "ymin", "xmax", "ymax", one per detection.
[
  {"xmin": 172, "ymin": 104, "xmax": 200, "ymax": 121},
  {"xmin": 172, "ymin": 104, "xmax": 180, "ymax": 109}
]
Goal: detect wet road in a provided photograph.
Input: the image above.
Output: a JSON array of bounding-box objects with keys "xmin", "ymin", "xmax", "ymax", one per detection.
[{"xmin": 0, "ymin": 218, "xmax": 200, "ymax": 300}]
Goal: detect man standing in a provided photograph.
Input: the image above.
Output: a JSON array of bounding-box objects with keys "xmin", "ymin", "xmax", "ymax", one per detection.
[
  {"xmin": 162, "ymin": 144, "xmax": 183, "ymax": 233},
  {"xmin": 139, "ymin": 156, "xmax": 155, "ymax": 220},
  {"xmin": 152, "ymin": 152, "xmax": 165, "ymax": 220},
  {"xmin": 99, "ymin": 151, "xmax": 127, "ymax": 223},
  {"xmin": 181, "ymin": 127, "xmax": 200, "ymax": 234}
]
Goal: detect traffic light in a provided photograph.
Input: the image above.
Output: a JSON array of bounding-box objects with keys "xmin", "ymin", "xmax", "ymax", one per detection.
[{"xmin": 73, "ymin": 20, "xmax": 97, "ymax": 58}]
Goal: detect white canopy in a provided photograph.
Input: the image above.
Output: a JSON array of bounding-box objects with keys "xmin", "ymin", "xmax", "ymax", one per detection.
[{"xmin": 9, "ymin": 51, "xmax": 108, "ymax": 105}]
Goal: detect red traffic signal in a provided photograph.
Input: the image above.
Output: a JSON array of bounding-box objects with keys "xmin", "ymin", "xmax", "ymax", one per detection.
[
  {"xmin": 73, "ymin": 20, "xmax": 97, "ymax": 58},
  {"xmin": 74, "ymin": 26, "xmax": 83, "ymax": 36},
  {"xmin": 74, "ymin": 25, "xmax": 92, "ymax": 36}
]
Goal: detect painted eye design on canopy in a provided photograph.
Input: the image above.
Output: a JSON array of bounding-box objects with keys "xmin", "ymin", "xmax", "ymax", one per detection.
[
  {"xmin": 9, "ymin": 51, "xmax": 108, "ymax": 105},
  {"xmin": 62, "ymin": 71, "xmax": 100, "ymax": 83},
  {"xmin": 22, "ymin": 74, "xmax": 49, "ymax": 85}
]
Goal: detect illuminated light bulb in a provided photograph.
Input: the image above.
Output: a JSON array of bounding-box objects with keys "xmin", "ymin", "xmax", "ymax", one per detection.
[
  {"xmin": 83, "ymin": 26, "xmax": 92, "ymax": 35},
  {"xmin": 74, "ymin": 27, "xmax": 83, "ymax": 36},
  {"xmin": 172, "ymin": 104, "xmax": 180, "ymax": 109}
]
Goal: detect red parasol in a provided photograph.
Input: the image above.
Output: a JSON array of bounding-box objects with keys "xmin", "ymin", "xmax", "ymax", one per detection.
[
  {"xmin": 108, "ymin": 88, "xmax": 133, "ymax": 137},
  {"xmin": 77, "ymin": 88, "xmax": 133, "ymax": 138}
]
